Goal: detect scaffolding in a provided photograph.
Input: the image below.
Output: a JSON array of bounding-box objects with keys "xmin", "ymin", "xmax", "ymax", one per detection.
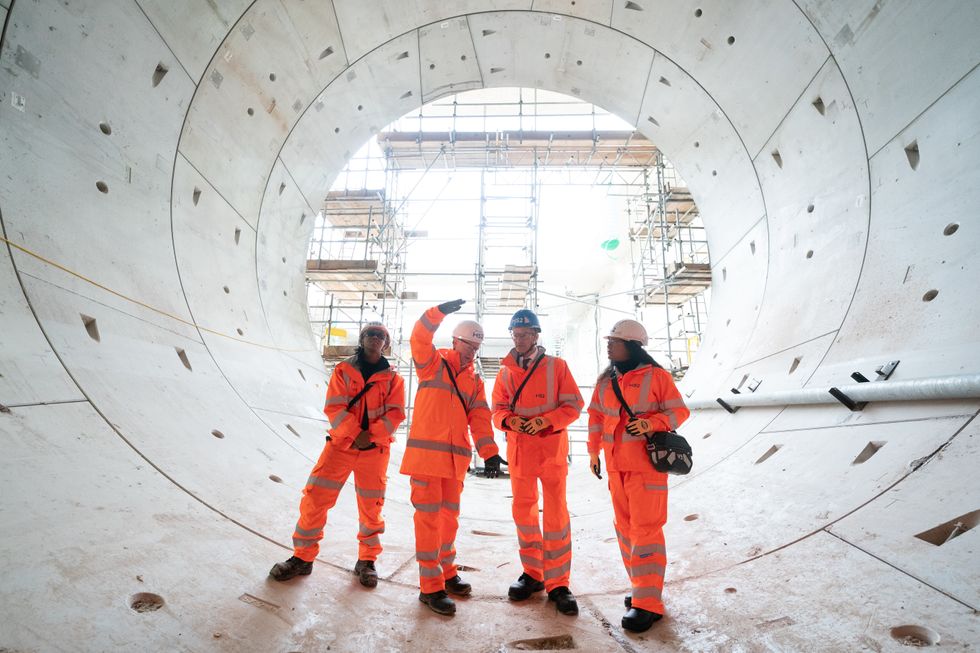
[{"xmin": 628, "ymin": 153, "xmax": 711, "ymax": 376}]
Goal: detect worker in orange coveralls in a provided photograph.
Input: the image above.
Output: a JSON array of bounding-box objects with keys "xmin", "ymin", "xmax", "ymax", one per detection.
[
  {"xmin": 587, "ymin": 319, "xmax": 690, "ymax": 633},
  {"xmin": 491, "ymin": 309, "xmax": 583, "ymax": 615},
  {"xmin": 401, "ymin": 299, "xmax": 506, "ymax": 616},
  {"xmin": 270, "ymin": 321, "xmax": 405, "ymax": 588}
]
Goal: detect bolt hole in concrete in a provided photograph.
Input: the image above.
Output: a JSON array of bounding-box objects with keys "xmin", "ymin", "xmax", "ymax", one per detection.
[
  {"xmin": 286, "ymin": 424, "xmax": 300, "ymax": 438},
  {"xmin": 812, "ymin": 96, "xmax": 826, "ymax": 115},
  {"xmin": 904, "ymin": 140, "xmax": 920, "ymax": 170},
  {"xmin": 319, "ymin": 46, "xmax": 334, "ymax": 60},
  {"xmin": 282, "ymin": 256, "xmax": 287, "ymax": 263},
  {"xmin": 749, "ymin": 240, "xmax": 756, "ymax": 254},
  {"xmin": 269, "ymin": 475, "xmax": 283, "ymax": 483},
  {"xmin": 357, "ymin": 104, "xmax": 363, "ymax": 111},
  {"xmin": 211, "ymin": 429, "xmax": 225, "ymax": 439},
  {"xmin": 889, "ymin": 625, "xmax": 940, "ymax": 647},
  {"xmin": 712, "ymin": 170, "xmax": 717, "ymax": 176},
  {"xmin": 576, "ymin": 60, "xmax": 582, "ymax": 66},
  {"xmin": 429, "ymin": 63, "xmax": 436, "ymax": 69},
  {"xmin": 130, "ymin": 592, "xmax": 164, "ymax": 613},
  {"xmin": 789, "ymin": 356, "xmax": 802, "ymax": 374},
  {"xmin": 922, "ymin": 289, "xmax": 939, "ymax": 302},
  {"xmin": 694, "ymin": 141, "xmax": 700, "ymax": 148},
  {"xmin": 460, "ymin": 54, "xmax": 467, "ymax": 61},
  {"xmin": 175, "ymin": 347, "xmax": 192, "ymax": 371},
  {"xmin": 279, "ymin": 182, "xmax": 286, "ymax": 195},
  {"xmin": 806, "ymin": 250, "xmax": 814, "ymax": 259},
  {"xmin": 269, "ymin": 72, "xmax": 276, "ymax": 81},
  {"xmin": 684, "ymin": 514, "xmax": 699, "ymax": 521},
  {"xmin": 297, "ymin": 368, "xmax": 306, "ymax": 381},
  {"xmin": 914, "ymin": 509, "xmax": 979, "ymax": 546},
  {"xmin": 943, "ymin": 222, "xmax": 959, "ymax": 236},
  {"xmin": 544, "ymin": 52, "xmax": 551, "ymax": 59},
  {"xmin": 247, "ymin": 107, "xmax": 254, "ymax": 116},
  {"xmin": 755, "ymin": 444, "xmax": 782, "ymax": 465},
  {"xmin": 702, "ymin": 432, "xmax": 712, "ymax": 439},
  {"xmin": 724, "ymin": 587, "xmax": 737, "ymax": 594},
  {"xmin": 99, "ymin": 121, "xmax": 111, "ymax": 135},
  {"xmin": 223, "ymin": 286, "xmax": 230, "ymax": 294},
  {"xmin": 96, "ymin": 181, "xmax": 109, "ymax": 194},
  {"xmin": 80, "ymin": 314, "xmax": 100, "ymax": 341},
  {"xmin": 771, "ymin": 150, "xmax": 783, "ymax": 168},
  {"xmin": 236, "ymin": 328, "xmax": 244, "ymax": 336},
  {"xmin": 192, "ymin": 186, "xmax": 202, "ymax": 205},
  {"xmin": 851, "ymin": 441, "xmax": 886, "ymax": 465},
  {"xmin": 727, "ymin": 35, "xmax": 736, "ymax": 45},
  {"xmin": 334, "ymin": 127, "xmax": 340, "ymax": 133},
  {"xmin": 807, "ymin": 203, "xmax": 815, "ymax": 213},
  {"xmin": 507, "ymin": 634, "xmax": 575, "ymax": 650},
  {"xmin": 151, "ymin": 63, "xmax": 168, "ymax": 87},
  {"xmin": 234, "ymin": 227, "xmax": 241, "ymax": 245}
]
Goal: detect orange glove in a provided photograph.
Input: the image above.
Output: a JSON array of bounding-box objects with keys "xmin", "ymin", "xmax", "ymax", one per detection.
[
  {"xmin": 521, "ymin": 416, "xmax": 552, "ymax": 435},
  {"xmin": 505, "ymin": 415, "xmax": 528, "ymax": 432},
  {"xmin": 625, "ymin": 417, "xmax": 654, "ymax": 436}
]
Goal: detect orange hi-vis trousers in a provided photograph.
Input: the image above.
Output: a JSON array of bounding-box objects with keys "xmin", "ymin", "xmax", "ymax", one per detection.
[
  {"xmin": 291, "ymin": 440, "xmax": 389, "ymax": 563},
  {"xmin": 410, "ymin": 475, "xmax": 463, "ymax": 593},
  {"xmin": 511, "ymin": 474, "xmax": 572, "ymax": 591},
  {"xmin": 608, "ymin": 469, "xmax": 668, "ymax": 614}
]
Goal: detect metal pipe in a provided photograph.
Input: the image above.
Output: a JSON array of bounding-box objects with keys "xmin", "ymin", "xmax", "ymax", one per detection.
[{"xmin": 686, "ymin": 374, "xmax": 980, "ymax": 409}]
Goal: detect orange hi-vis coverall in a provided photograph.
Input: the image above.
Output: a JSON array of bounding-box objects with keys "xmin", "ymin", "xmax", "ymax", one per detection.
[
  {"xmin": 291, "ymin": 354, "xmax": 405, "ymax": 563},
  {"xmin": 587, "ymin": 363, "xmax": 689, "ymax": 615},
  {"xmin": 399, "ymin": 306, "xmax": 499, "ymax": 593},
  {"xmin": 492, "ymin": 346, "xmax": 583, "ymax": 591}
]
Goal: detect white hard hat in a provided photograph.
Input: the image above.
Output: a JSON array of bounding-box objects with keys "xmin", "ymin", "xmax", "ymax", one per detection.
[
  {"xmin": 452, "ymin": 320, "xmax": 484, "ymax": 346},
  {"xmin": 605, "ymin": 319, "xmax": 649, "ymax": 346},
  {"xmin": 359, "ymin": 321, "xmax": 390, "ymax": 346}
]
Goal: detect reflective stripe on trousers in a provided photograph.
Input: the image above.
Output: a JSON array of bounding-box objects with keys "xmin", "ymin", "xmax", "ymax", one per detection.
[
  {"xmin": 607, "ymin": 469, "xmax": 668, "ymax": 613},
  {"xmin": 510, "ymin": 474, "xmax": 572, "ymax": 591},
  {"xmin": 410, "ymin": 474, "xmax": 464, "ymax": 593},
  {"xmin": 292, "ymin": 442, "xmax": 389, "ymax": 562}
]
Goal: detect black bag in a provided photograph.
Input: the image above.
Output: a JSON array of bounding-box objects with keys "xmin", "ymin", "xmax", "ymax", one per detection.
[
  {"xmin": 644, "ymin": 431, "xmax": 693, "ymax": 475},
  {"xmin": 609, "ymin": 370, "xmax": 693, "ymax": 476}
]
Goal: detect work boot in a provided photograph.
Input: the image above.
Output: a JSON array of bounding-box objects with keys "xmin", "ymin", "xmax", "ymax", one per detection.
[
  {"xmin": 622, "ymin": 607, "xmax": 663, "ymax": 633},
  {"xmin": 508, "ymin": 573, "xmax": 545, "ymax": 601},
  {"xmin": 419, "ymin": 590, "xmax": 456, "ymax": 616},
  {"xmin": 548, "ymin": 586, "xmax": 579, "ymax": 616},
  {"xmin": 445, "ymin": 574, "xmax": 472, "ymax": 596},
  {"xmin": 268, "ymin": 556, "xmax": 312, "ymax": 581},
  {"xmin": 353, "ymin": 559, "xmax": 378, "ymax": 588}
]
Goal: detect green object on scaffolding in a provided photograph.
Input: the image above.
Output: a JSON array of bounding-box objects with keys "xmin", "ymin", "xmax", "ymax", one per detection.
[{"xmin": 600, "ymin": 238, "xmax": 620, "ymax": 251}]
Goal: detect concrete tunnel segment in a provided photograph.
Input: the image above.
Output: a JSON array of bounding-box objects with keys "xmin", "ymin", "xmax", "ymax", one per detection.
[{"xmin": 0, "ymin": 1, "xmax": 978, "ymax": 650}]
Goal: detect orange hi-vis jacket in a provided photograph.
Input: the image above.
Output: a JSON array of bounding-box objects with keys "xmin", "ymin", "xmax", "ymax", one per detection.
[
  {"xmin": 587, "ymin": 364, "xmax": 690, "ymax": 472},
  {"xmin": 399, "ymin": 306, "xmax": 499, "ymax": 480},
  {"xmin": 491, "ymin": 347, "xmax": 584, "ymax": 478},
  {"xmin": 323, "ymin": 355, "xmax": 406, "ymax": 449}
]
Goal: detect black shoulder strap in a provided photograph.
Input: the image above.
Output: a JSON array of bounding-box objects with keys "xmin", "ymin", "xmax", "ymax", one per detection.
[
  {"xmin": 442, "ymin": 359, "xmax": 470, "ymax": 414},
  {"xmin": 509, "ymin": 353, "xmax": 546, "ymax": 412},
  {"xmin": 609, "ymin": 371, "xmax": 636, "ymax": 419},
  {"xmin": 346, "ymin": 381, "xmax": 376, "ymax": 410}
]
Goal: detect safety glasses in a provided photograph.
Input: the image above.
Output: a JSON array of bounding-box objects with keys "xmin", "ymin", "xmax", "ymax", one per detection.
[{"xmin": 363, "ymin": 329, "xmax": 387, "ymax": 340}]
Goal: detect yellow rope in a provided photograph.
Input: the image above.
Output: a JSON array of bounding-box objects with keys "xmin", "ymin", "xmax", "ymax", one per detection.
[{"xmin": 0, "ymin": 235, "xmax": 312, "ymax": 353}]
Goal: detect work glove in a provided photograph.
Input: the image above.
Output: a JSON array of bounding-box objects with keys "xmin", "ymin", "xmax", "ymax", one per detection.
[
  {"xmin": 437, "ymin": 298, "xmax": 465, "ymax": 315},
  {"xmin": 521, "ymin": 416, "xmax": 552, "ymax": 435},
  {"xmin": 484, "ymin": 454, "xmax": 507, "ymax": 478},
  {"xmin": 505, "ymin": 415, "xmax": 528, "ymax": 432},
  {"xmin": 589, "ymin": 453, "xmax": 602, "ymax": 480},
  {"xmin": 625, "ymin": 417, "xmax": 654, "ymax": 436}
]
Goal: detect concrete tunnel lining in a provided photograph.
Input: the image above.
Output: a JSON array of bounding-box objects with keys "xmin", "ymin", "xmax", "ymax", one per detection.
[{"xmin": 1, "ymin": 1, "xmax": 979, "ymax": 650}]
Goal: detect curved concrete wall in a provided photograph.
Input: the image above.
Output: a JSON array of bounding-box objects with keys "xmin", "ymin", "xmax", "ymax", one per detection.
[{"xmin": 1, "ymin": 1, "xmax": 977, "ymax": 650}]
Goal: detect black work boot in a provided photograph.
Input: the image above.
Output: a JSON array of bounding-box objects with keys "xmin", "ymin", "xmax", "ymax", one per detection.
[
  {"xmin": 445, "ymin": 574, "xmax": 472, "ymax": 596},
  {"xmin": 419, "ymin": 590, "xmax": 456, "ymax": 615},
  {"xmin": 353, "ymin": 559, "xmax": 378, "ymax": 588},
  {"xmin": 548, "ymin": 586, "xmax": 579, "ymax": 616},
  {"xmin": 622, "ymin": 607, "xmax": 663, "ymax": 632},
  {"xmin": 268, "ymin": 556, "xmax": 313, "ymax": 581},
  {"xmin": 508, "ymin": 573, "xmax": 545, "ymax": 601}
]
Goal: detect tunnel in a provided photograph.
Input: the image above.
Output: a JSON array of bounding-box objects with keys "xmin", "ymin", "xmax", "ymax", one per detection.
[{"xmin": 1, "ymin": 1, "xmax": 978, "ymax": 651}]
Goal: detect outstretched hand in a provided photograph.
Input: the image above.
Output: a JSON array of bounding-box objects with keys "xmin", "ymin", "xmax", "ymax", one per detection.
[{"xmin": 438, "ymin": 299, "xmax": 465, "ymax": 315}]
